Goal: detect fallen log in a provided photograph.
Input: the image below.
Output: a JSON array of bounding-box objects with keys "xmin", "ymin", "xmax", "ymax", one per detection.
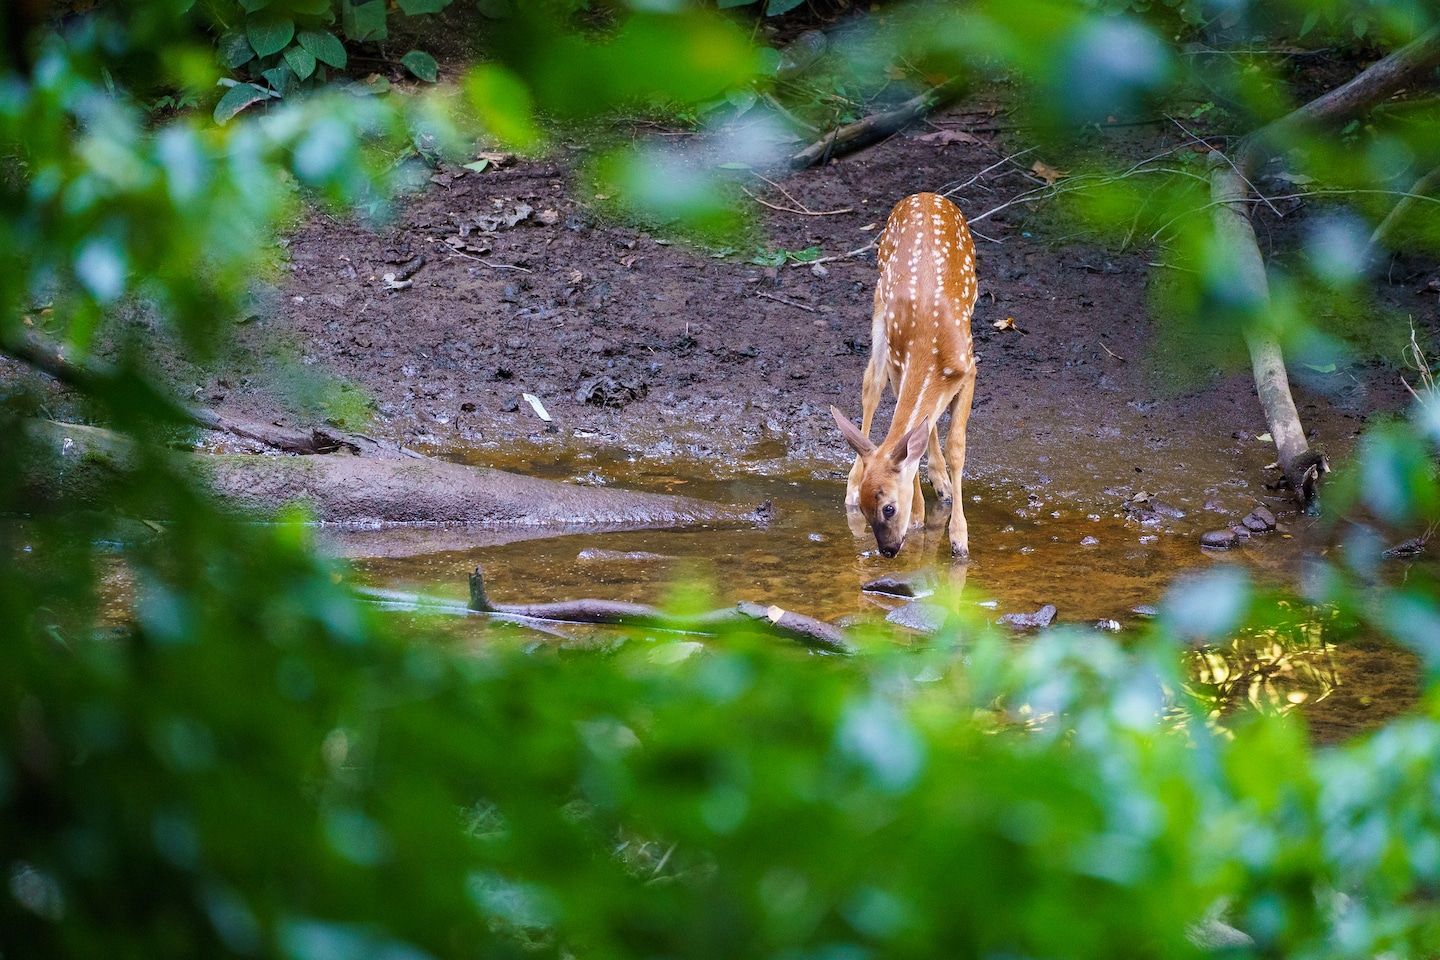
[
  {"xmin": 1237, "ymin": 24, "xmax": 1440, "ymax": 174},
  {"xmin": 2, "ymin": 331, "xmax": 384, "ymax": 457},
  {"xmin": 23, "ymin": 420, "xmax": 770, "ymax": 527},
  {"xmin": 790, "ymin": 81, "xmax": 961, "ymax": 169},
  {"xmin": 468, "ymin": 565, "xmax": 855, "ymax": 654}
]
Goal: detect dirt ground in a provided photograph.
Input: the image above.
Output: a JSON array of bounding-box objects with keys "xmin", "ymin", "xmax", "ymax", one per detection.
[{"xmin": 174, "ymin": 104, "xmax": 1439, "ymax": 520}]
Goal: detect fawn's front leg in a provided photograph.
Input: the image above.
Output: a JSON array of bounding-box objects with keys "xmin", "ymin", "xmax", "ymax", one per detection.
[
  {"xmin": 845, "ymin": 354, "xmax": 888, "ymax": 508},
  {"xmin": 946, "ymin": 370, "xmax": 976, "ymax": 561}
]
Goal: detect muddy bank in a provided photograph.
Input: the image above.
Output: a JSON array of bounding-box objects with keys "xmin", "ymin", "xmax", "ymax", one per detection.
[
  {"xmin": 25, "ymin": 421, "xmax": 766, "ymax": 527},
  {"xmin": 175, "ymin": 103, "xmax": 1434, "ymax": 519}
]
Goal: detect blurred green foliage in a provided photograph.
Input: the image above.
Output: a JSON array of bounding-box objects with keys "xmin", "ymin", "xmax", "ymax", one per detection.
[
  {"xmin": 5, "ymin": 0, "xmax": 1440, "ymax": 957},
  {"xmin": 203, "ymin": 0, "xmax": 452, "ymax": 120}
]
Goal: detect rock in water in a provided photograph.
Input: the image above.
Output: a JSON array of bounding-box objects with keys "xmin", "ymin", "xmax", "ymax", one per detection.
[
  {"xmin": 863, "ymin": 572, "xmax": 935, "ymax": 599},
  {"xmin": 998, "ymin": 604, "xmax": 1057, "ymax": 630},
  {"xmin": 1250, "ymin": 504, "xmax": 1277, "ymax": 528},
  {"xmin": 884, "ymin": 602, "xmax": 950, "ymax": 634},
  {"xmin": 1200, "ymin": 529, "xmax": 1239, "ymax": 550},
  {"xmin": 1241, "ymin": 512, "xmax": 1272, "ymax": 532}
]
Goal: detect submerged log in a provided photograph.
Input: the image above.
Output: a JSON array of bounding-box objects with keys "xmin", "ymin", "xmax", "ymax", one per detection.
[
  {"xmin": 23, "ymin": 420, "xmax": 770, "ymax": 528},
  {"xmin": 468, "ymin": 565, "xmax": 855, "ymax": 655}
]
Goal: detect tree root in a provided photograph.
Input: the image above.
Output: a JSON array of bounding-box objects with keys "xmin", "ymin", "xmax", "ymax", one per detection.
[{"xmin": 467, "ymin": 565, "xmax": 855, "ymax": 655}]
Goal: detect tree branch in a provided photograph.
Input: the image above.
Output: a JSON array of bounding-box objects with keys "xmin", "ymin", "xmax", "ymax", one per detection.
[{"xmin": 1366, "ymin": 163, "xmax": 1440, "ymax": 258}]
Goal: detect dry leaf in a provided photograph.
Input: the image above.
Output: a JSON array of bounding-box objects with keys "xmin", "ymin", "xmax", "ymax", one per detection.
[
  {"xmin": 917, "ymin": 129, "xmax": 983, "ymax": 147},
  {"xmin": 860, "ymin": 221, "xmax": 879, "ymax": 231},
  {"xmin": 536, "ymin": 208, "xmax": 560, "ymax": 226},
  {"xmin": 568, "ymin": 269, "xmax": 584, "ymax": 284},
  {"xmin": 993, "ymin": 316, "xmax": 1017, "ymax": 331},
  {"xmin": 1030, "ymin": 160, "xmax": 1067, "ymax": 184},
  {"xmin": 475, "ymin": 151, "xmax": 514, "ymax": 166},
  {"xmin": 1257, "ymin": 432, "xmax": 1273, "ymax": 442}
]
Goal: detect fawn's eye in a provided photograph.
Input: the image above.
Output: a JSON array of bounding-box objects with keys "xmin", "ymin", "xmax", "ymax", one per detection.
[{"xmin": 882, "ymin": 504, "xmax": 896, "ymax": 520}]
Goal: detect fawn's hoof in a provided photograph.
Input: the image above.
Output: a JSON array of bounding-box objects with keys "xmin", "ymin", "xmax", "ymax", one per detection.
[{"xmin": 950, "ymin": 545, "xmax": 971, "ymax": 564}]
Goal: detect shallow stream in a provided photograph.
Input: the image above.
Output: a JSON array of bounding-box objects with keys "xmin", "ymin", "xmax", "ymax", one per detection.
[{"xmin": 337, "ymin": 443, "xmax": 1423, "ymax": 742}]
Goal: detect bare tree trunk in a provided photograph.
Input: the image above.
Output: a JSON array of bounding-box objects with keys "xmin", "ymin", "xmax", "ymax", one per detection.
[
  {"xmin": 1208, "ymin": 160, "xmax": 1326, "ymax": 509},
  {"xmin": 1205, "ymin": 25, "xmax": 1440, "ymax": 510}
]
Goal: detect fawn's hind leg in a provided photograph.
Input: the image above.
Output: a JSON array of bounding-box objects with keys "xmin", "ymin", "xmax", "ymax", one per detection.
[
  {"xmin": 946, "ymin": 370, "xmax": 976, "ymax": 560},
  {"xmin": 927, "ymin": 425, "xmax": 951, "ymax": 503}
]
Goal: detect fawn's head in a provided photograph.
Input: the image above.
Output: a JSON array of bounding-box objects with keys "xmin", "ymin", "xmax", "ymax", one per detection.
[{"xmin": 830, "ymin": 406, "xmax": 928, "ymax": 558}]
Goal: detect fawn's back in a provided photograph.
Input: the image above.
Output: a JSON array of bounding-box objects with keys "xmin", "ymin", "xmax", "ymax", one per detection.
[{"xmin": 876, "ymin": 192, "xmax": 977, "ymax": 390}]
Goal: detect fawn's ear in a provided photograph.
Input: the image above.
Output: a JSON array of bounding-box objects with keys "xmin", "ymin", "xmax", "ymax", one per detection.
[
  {"xmin": 830, "ymin": 406, "xmax": 876, "ymax": 456},
  {"xmin": 892, "ymin": 420, "xmax": 929, "ymax": 467}
]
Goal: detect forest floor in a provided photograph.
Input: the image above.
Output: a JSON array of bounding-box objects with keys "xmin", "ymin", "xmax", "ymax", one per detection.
[{"xmin": 185, "ymin": 98, "xmax": 1436, "ymax": 522}]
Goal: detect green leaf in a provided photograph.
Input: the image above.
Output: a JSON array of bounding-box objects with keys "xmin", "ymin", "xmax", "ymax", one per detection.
[
  {"xmin": 237, "ymin": 0, "xmax": 271, "ymax": 10},
  {"xmin": 785, "ymin": 245, "xmax": 821, "ymax": 264},
  {"xmin": 717, "ymin": 0, "xmax": 760, "ymax": 6},
  {"xmin": 283, "ymin": 45, "xmax": 317, "ymax": 81},
  {"xmin": 342, "ymin": 0, "xmax": 388, "ymax": 41},
  {"xmin": 397, "ymin": 0, "xmax": 452, "ymax": 13},
  {"xmin": 298, "ymin": 30, "xmax": 347, "ymax": 69},
  {"xmin": 765, "ymin": 0, "xmax": 806, "ymax": 14},
  {"xmin": 1299, "ymin": 9, "xmax": 1319, "ymax": 37},
  {"xmin": 1302, "ymin": 362, "xmax": 1337, "ymax": 374},
  {"xmin": 400, "ymin": 50, "xmax": 439, "ymax": 83},
  {"xmin": 462, "ymin": 159, "xmax": 491, "ymax": 173},
  {"xmin": 220, "ymin": 33, "xmax": 255, "ymax": 69},
  {"xmin": 213, "ymin": 82, "xmax": 271, "ymax": 123},
  {"xmin": 261, "ymin": 64, "xmax": 296, "ymax": 97},
  {"xmin": 246, "ymin": 15, "xmax": 294, "ymax": 58}
]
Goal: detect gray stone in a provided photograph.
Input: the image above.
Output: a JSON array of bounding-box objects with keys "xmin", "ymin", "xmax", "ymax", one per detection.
[
  {"xmin": 884, "ymin": 602, "xmax": 950, "ymax": 634},
  {"xmin": 998, "ymin": 604, "xmax": 1057, "ymax": 630},
  {"xmin": 1200, "ymin": 529, "xmax": 1239, "ymax": 550}
]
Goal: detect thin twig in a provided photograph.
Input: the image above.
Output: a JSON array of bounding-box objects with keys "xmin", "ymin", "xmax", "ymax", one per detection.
[
  {"xmin": 1168, "ymin": 114, "xmax": 1282, "ymax": 219},
  {"xmin": 740, "ymin": 185, "xmax": 853, "ymax": 217},
  {"xmin": 438, "ymin": 249, "xmax": 533, "ymax": 273},
  {"xmin": 755, "ymin": 290, "xmax": 816, "ymax": 312},
  {"xmin": 1098, "ymin": 340, "xmax": 1127, "ymax": 362},
  {"xmin": 793, "ymin": 240, "xmax": 876, "ymax": 268},
  {"xmin": 1150, "ymin": 187, "xmax": 1440, "ymax": 243},
  {"xmin": 937, "ymin": 147, "xmax": 1038, "ymax": 199}
]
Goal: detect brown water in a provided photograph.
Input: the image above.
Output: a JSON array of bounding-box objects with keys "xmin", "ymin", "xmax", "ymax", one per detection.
[{"xmin": 339, "ymin": 443, "xmax": 1423, "ymax": 742}]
